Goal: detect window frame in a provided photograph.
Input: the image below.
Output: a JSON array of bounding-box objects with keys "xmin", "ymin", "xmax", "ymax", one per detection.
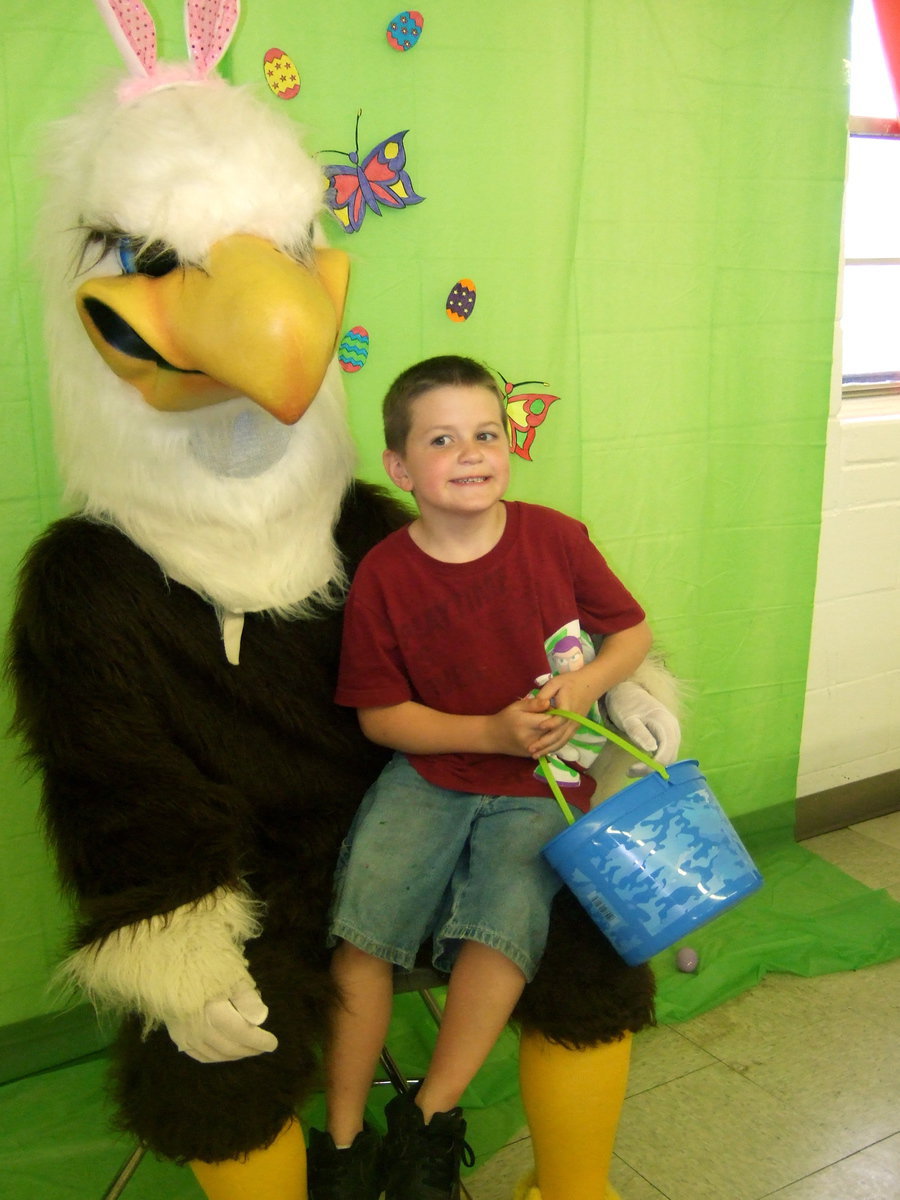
[{"xmin": 841, "ymin": 116, "xmax": 900, "ymax": 403}]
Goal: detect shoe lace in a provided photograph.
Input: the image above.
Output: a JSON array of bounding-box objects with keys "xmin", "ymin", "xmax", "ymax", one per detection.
[{"xmin": 417, "ymin": 1124, "xmax": 475, "ymax": 1191}]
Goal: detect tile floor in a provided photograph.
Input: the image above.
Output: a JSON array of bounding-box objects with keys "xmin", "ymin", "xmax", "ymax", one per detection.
[{"xmin": 469, "ymin": 811, "xmax": 900, "ymax": 1200}]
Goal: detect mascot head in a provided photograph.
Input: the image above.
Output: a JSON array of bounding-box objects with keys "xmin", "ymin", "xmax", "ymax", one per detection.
[{"xmin": 39, "ymin": 0, "xmax": 355, "ymax": 619}]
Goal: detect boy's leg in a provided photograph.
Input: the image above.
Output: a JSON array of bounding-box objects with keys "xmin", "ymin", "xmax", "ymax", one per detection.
[
  {"xmin": 380, "ymin": 943, "xmax": 521, "ymax": 1200},
  {"xmin": 325, "ymin": 940, "xmax": 395, "ymax": 1144},
  {"xmin": 325, "ymin": 759, "xmax": 476, "ymax": 1142},
  {"xmin": 421, "ymin": 790, "xmax": 572, "ymax": 1121},
  {"xmin": 517, "ymin": 1030, "xmax": 631, "ymax": 1200},
  {"xmin": 416, "ymin": 940, "xmax": 526, "ymax": 1119}
]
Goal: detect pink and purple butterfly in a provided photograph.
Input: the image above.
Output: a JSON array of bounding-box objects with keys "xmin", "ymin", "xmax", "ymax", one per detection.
[{"xmin": 323, "ymin": 112, "xmax": 424, "ymax": 234}]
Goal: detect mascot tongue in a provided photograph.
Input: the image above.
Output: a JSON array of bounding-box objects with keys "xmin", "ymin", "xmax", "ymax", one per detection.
[{"xmin": 76, "ymin": 235, "xmax": 349, "ymax": 424}]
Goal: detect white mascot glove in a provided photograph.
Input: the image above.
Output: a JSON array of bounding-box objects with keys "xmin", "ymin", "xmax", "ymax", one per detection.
[
  {"xmin": 167, "ymin": 978, "xmax": 278, "ymax": 1063},
  {"xmin": 605, "ymin": 681, "xmax": 681, "ymax": 776}
]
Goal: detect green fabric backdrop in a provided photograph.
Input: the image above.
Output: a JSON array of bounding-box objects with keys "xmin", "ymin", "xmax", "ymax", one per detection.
[{"xmin": 0, "ymin": 1, "xmax": 849, "ymax": 1030}]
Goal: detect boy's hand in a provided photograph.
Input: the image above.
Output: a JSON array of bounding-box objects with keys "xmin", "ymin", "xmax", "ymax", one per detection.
[
  {"xmin": 491, "ymin": 695, "xmax": 564, "ymax": 757},
  {"xmin": 536, "ymin": 670, "xmax": 598, "ymax": 719},
  {"xmin": 532, "ymin": 671, "xmax": 599, "ymax": 753},
  {"xmin": 531, "ymin": 621, "xmax": 654, "ymax": 757}
]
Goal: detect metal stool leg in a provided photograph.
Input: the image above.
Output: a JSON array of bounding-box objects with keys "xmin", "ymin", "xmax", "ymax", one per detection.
[
  {"xmin": 101, "ymin": 1144, "xmax": 146, "ymax": 1200},
  {"xmin": 374, "ymin": 978, "xmax": 445, "ymax": 1092}
]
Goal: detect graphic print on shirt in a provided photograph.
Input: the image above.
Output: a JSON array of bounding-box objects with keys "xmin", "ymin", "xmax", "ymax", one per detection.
[{"xmin": 533, "ymin": 619, "xmax": 607, "ymax": 787}]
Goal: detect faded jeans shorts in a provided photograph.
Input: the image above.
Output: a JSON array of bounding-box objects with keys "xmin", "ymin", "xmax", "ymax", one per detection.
[{"xmin": 327, "ymin": 753, "xmax": 577, "ymax": 981}]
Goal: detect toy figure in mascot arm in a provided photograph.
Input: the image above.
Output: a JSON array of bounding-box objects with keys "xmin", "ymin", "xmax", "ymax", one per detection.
[{"xmin": 7, "ymin": 4, "xmax": 680, "ymax": 1199}]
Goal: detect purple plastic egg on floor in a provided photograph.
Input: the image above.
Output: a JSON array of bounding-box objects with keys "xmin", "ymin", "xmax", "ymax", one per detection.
[{"xmin": 676, "ymin": 946, "xmax": 699, "ymax": 973}]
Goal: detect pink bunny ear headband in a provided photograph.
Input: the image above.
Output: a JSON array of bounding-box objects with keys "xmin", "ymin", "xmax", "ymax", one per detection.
[{"xmin": 93, "ymin": 0, "xmax": 240, "ymax": 102}]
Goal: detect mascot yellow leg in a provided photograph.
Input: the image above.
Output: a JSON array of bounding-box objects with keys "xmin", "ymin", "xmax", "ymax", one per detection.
[
  {"xmin": 515, "ymin": 1031, "xmax": 631, "ymax": 1200},
  {"xmin": 189, "ymin": 1118, "xmax": 307, "ymax": 1200}
]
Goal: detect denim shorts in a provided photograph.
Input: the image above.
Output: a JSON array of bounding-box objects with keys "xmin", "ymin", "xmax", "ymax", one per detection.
[{"xmin": 327, "ymin": 754, "xmax": 577, "ymax": 981}]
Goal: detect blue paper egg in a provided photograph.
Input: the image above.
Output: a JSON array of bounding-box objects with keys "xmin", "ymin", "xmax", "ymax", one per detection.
[
  {"xmin": 338, "ymin": 326, "xmax": 370, "ymax": 373},
  {"xmin": 446, "ymin": 279, "xmax": 476, "ymax": 322},
  {"xmin": 386, "ymin": 11, "xmax": 424, "ymax": 52}
]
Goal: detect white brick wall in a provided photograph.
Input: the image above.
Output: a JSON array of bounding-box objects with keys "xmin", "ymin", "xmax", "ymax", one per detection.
[{"xmin": 797, "ymin": 392, "xmax": 900, "ymax": 797}]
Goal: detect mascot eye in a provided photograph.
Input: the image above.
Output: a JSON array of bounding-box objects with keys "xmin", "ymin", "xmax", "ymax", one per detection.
[{"xmin": 117, "ymin": 237, "xmax": 180, "ymax": 277}]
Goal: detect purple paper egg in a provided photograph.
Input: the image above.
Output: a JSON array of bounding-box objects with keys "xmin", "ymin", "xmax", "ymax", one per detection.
[
  {"xmin": 446, "ymin": 279, "xmax": 476, "ymax": 322},
  {"xmin": 386, "ymin": 11, "xmax": 424, "ymax": 52}
]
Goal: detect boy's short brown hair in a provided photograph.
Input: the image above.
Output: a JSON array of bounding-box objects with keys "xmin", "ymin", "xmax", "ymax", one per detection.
[{"xmin": 382, "ymin": 356, "xmax": 507, "ymax": 452}]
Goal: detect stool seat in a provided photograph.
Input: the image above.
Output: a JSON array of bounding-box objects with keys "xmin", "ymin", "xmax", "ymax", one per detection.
[{"xmin": 392, "ymin": 964, "xmax": 448, "ymax": 995}]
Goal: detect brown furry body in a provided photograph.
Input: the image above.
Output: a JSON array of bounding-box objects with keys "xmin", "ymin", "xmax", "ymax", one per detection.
[{"xmin": 9, "ymin": 480, "xmax": 653, "ymax": 1164}]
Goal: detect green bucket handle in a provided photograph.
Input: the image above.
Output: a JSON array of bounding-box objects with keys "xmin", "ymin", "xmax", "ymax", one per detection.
[{"xmin": 539, "ymin": 707, "xmax": 670, "ymax": 827}]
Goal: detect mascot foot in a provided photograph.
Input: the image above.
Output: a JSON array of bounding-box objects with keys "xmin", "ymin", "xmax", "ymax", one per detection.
[
  {"xmin": 512, "ymin": 1170, "xmax": 540, "ymax": 1200},
  {"xmin": 190, "ymin": 1118, "xmax": 307, "ymax": 1200},
  {"xmin": 513, "ymin": 1170, "xmax": 621, "ymax": 1200}
]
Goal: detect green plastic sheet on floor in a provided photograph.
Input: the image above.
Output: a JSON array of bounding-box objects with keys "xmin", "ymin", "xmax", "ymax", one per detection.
[
  {"xmin": 653, "ymin": 833, "xmax": 900, "ymax": 1023},
  {"xmin": 0, "ymin": 997, "xmax": 526, "ymax": 1200},
  {"xmin": 3, "ymin": 840, "xmax": 900, "ymax": 1198}
]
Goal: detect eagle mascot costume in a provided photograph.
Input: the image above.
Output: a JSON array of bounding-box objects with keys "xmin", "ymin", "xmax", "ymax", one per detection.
[{"xmin": 8, "ymin": 3, "xmax": 680, "ymax": 1198}]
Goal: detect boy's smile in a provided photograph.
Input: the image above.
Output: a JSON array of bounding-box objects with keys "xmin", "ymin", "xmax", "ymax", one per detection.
[{"xmin": 383, "ymin": 384, "xmax": 511, "ymax": 536}]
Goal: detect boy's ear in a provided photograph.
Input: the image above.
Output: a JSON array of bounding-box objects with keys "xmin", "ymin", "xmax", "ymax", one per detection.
[{"xmin": 383, "ymin": 448, "xmax": 414, "ymax": 492}]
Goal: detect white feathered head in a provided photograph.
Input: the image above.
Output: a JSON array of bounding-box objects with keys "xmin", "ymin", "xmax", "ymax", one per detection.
[{"xmin": 38, "ymin": 0, "xmax": 356, "ymax": 618}]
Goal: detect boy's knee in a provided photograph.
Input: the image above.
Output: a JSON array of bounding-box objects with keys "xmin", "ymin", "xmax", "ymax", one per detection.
[
  {"xmin": 331, "ymin": 939, "xmax": 392, "ymax": 975},
  {"xmin": 333, "ymin": 938, "xmax": 373, "ymax": 962}
]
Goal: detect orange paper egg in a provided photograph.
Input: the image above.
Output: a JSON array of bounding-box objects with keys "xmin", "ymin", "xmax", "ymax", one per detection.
[{"xmin": 263, "ymin": 48, "xmax": 300, "ymax": 100}]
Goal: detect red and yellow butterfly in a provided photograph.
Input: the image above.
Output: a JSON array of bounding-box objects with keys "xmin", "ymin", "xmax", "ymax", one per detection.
[
  {"xmin": 501, "ymin": 376, "xmax": 560, "ymax": 461},
  {"xmin": 323, "ymin": 113, "xmax": 424, "ymax": 233}
]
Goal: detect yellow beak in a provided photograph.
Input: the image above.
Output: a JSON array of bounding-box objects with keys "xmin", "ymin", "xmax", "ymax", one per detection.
[{"xmin": 75, "ymin": 235, "xmax": 350, "ymax": 425}]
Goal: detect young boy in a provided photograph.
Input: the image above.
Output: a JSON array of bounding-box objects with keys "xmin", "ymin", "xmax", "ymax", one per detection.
[{"xmin": 308, "ymin": 355, "xmax": 652, "ymax": 1200}]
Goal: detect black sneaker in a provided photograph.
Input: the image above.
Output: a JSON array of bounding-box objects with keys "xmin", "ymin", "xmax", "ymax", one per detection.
[
  {"xmin": 307, "ymin": 1126, "xmax": 383, "ymax": 1200},
  {"xmin": 383, "ymin": 1090, "xmax": 475, "ymax": 1200}
]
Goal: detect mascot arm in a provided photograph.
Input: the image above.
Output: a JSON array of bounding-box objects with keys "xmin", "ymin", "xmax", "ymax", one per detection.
[
  {"xmin": 590, "ymin": 652, "xmax": 682, "ymax": 801},
  {"xmin": 10, "ymin": 521, "xmax": 265, "ymax": 1030},
  {"xmin": 56, "ymin": 884, "xmax": 265, "ymax": 1035},
  {"xmin": 606, "ymin": 656, "xmax": 682, "ymax": 769},
  {"xmin": 166, "ymin": 978, "xmax": 278, "ymax": 1062}
]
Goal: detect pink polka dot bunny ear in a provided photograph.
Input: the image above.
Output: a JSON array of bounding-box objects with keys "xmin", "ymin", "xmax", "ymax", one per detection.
[
  {"xmin": 184, "ymin": 0, "xmax": 240, "ymax": 76},
  {"xmin": 92, "ymin": 0, "xmax": 240, "ymax": 98},
  {"xmin": 93, "ymin": 0, "xmax": 159, "ymax": 78}
]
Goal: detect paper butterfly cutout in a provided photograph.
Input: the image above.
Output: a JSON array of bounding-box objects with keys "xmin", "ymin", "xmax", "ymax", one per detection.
[
  {"xmin": 500, "ymin": 375, "xmax": 560, "ymax": 461},
  {"xmin": 323, "ymin": 112, "xmax": 424, "ymax": 233}
]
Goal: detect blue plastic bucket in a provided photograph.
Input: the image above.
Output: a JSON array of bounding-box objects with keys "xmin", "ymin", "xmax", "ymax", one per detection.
[{"xmin": 542, "ymin": 759, "xmax": 763, "ymax": 965}]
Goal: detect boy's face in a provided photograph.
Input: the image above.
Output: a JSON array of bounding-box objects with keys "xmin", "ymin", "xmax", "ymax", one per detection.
[{"xmin": 383, "ymin": 384, "xmax": 510, "ymax": 523}]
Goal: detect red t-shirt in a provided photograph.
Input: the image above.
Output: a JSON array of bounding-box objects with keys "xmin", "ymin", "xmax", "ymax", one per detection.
[{"xmin": 336, "ymin": 501, "xmax": 645, "ymax": 809}]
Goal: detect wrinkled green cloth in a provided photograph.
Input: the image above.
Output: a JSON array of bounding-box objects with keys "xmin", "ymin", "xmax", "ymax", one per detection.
[{"xmin": 655, "ymin": 835, "xmax": 900, "ymax": 1023}]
